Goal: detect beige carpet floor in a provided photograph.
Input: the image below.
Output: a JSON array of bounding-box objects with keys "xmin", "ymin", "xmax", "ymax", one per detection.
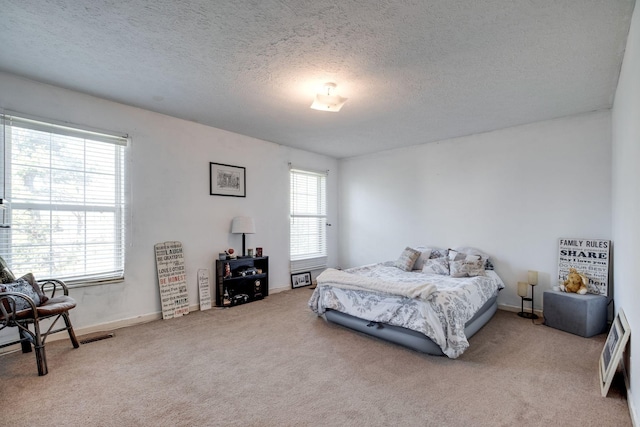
[{"xmin": 0, "ymin": 288, "xmax": 631, "ymax": 426}]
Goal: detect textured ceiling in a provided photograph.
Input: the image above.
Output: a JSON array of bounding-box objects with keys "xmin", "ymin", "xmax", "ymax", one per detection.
[{"xmin": 0, "ymin": 0, "xmax": 635, "ymax": 158}]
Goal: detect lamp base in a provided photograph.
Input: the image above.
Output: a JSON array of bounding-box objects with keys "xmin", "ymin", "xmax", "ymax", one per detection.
[
  {"xmin": 518, "ymin": 289, "xmax": 538, "ymax": 320},
  {"xmin": 517, "ymin": 311, "xmax": 539, "ymax": 319}
]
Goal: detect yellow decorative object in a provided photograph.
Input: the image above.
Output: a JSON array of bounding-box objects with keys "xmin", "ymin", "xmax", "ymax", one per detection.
[{"xmin": 561, "ymin": 268, "xmax": 588, "ymax": 295}]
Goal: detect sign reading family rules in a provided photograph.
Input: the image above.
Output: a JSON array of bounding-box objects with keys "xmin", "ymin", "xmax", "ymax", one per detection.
[
  {"xmin": 155, "ymin": 241, "xmax": 190, "ymax": 319},
  {"xmin": 557, "ymin": 238, "xmax": 611, "ymax": 297}
]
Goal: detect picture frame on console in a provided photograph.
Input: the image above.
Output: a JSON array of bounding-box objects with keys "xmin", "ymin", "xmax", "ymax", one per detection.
[
  {"xmin": 210, "ymin": 162, "xmax": 246, "ymax": 197},
  {"xmin": 291, "ymin": 272, "xmax": 312, "ymax": 289}
]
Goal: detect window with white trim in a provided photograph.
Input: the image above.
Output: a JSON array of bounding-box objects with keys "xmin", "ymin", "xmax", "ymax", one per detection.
[
  {"xmin": 1, "ymin": 113, "xmax": 127, "ymax": 285},
  {"xmin": 289, "ymin": 167, "xmax": 327, "ymax": 273}
]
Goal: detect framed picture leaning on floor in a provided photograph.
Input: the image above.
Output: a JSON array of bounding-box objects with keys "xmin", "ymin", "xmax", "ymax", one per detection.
[
  {"xmin": 291, "ymin": 272, "xmax": 312, "ymax": 289},
  {"xmin": 600, "ymin": 308, "xmax": 630, "ymax": 397}
]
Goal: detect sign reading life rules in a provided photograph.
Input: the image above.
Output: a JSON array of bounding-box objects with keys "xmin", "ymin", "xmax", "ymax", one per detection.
[
  {"xmin": 557, "ymin": 238, "xmax": 611, "ymax": 297},
  {"xmin": 155, "ymin": 241, "xmax": 190, "ymax": 319}
]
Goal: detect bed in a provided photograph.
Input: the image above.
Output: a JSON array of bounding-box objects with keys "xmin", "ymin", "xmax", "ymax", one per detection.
[{"xmin": 308, "ymin": 247, "xmax": 505, "ymax": 358}]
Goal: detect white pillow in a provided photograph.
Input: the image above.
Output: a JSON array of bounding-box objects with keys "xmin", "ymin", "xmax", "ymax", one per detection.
[
  {"xmin": 412, "ymin": 247, "xmax": 432, "ymax": 270},
  {"xmin": 453, "ymin": 246, "xmax": 490, "ymax": 261}
]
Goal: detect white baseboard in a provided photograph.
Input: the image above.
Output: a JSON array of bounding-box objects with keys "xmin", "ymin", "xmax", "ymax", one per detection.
[
  {"xmin": 0, "ymin": 310, "xmax": 163, "ymax": 356},
  {"xmin": 623, "ymin": 362, "xmax": 637, "ymax": 426},
  {"xmin": 269, "ymin": 285, "xmax": 290, "ymax": 294},
  {"xmin": 498, "ymin": 303, "xmax": 543, "ymax": 318},
  {"xmin": 47, "ymin": 293, "xmax": 293, "ymax": 341},
  {"xmin": 627, "ymin": 385, "xmax": 637, "ymax": 427},
  {"xmin": 71, "ymin": 301, "xmax": 218, "ymax": 338},
  {"xmin": 76, "ymin": 311, "xmax": 163, "ymax": 337},
  {"xmin": 1, "ymin": 289, "xmax": 298, "ymax": 356}
]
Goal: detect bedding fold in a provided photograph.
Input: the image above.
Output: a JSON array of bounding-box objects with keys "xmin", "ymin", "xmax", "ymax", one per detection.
[{"xmin": 317, "ymin": 268, "xmax": 436, "ymax": 300}]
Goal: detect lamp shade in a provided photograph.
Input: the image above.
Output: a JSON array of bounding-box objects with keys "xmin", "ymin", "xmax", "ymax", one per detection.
[
  {"xmin": 231, "ymin": 216, "xmax": 255, "ymax": 234},
  {"xmin": 528, "ymin": 270, "xmax": 538, "ymax": 286},
  {"xmin": 517, "ymin": 282, "xmax": 529, "ymax": 297}
]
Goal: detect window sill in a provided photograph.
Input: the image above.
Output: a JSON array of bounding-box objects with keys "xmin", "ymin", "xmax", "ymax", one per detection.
[{"xmin": 66, "ymin": 278, "xmax": 125, "ymax": 289}]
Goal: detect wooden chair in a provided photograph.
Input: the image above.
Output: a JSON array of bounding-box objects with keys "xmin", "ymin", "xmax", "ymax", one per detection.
[{"xmin": 0, "ymin": 278, "xmax": 79, "ymax": 376}]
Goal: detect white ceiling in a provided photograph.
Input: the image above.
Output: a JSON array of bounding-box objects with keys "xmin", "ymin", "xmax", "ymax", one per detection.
[{"xmin": 0, "ymin": 1, "xmax": 635, "ymax": 158}]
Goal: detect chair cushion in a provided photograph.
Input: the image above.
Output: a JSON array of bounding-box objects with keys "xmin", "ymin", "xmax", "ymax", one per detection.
[
  {"xmin": 10, "ymin": 295, "xmax": 77, "ymax": 320},
  {"xmin": 35, "ymin": 295, "xmax": 77, "ymax": 317}
]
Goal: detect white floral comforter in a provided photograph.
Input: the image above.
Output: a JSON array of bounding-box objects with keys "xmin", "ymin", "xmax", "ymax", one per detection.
[{"xmin": 308, "ymin": 262, "xmax": 504, "ymax": 358}]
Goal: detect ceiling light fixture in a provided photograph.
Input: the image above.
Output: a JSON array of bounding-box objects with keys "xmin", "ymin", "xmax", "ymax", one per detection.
[{"xmin": 310, "ymin": 82, "xmax": 347, "ymax": 112}]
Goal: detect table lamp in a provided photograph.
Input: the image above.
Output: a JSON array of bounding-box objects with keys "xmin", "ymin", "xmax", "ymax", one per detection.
[{"xmin": 231, "ymin": 216, "xmax": 255, "ymax": 257}]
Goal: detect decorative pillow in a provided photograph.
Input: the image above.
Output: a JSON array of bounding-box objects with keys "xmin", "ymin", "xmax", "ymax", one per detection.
[
  {"xmin": 0, "ymin": 256, "xmax": 16, "ymax": 284},
  {"xmin": 453, "ymin": 246, "xmax": 494, "ymax": 268},
  {"xmin": 19, "ymin": 273, "xmax": 48, "ymax": 305},
  {"xmin": 428, "ymin": 248, "xmax": 447, "ymax": 259},
  {"xmin": 422, "ymin": 257, "xmax": 450, "ymax": 275},
  {"xmin": 448, "ymin": 249, "xmax": 468, "ymax": 261},
  {"xmin": 484, "ymin": 259, "xmax": 495, "ymax": 270},
  {"xmin": 453, "ymin": 247, "xmax": 490, "ymax": 260},
  {"xmin": 450, "ymin": 259, "xmax": 486, "ymax": 277},
  {"xmin": 412, "ymin": 247, "xmax": 433, "ymax": 271},
  {"xmin": 448, "ymin": 249, "xmax": 485, "ymax": 277},
  {"xmin": 394, "ymin": 247, "xmax": 421, "ymax": 271},
  {"xmin": 0, "ymin": 277, "xmax": 42, "ymax": 311}
]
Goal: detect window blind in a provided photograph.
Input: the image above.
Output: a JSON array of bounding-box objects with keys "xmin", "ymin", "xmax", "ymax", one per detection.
[
  {"xmin": 290, "ymin": 167, "xmax": 327, "ymax": 273},
  {"xmin": 0, "ymin": 113, "xmax": 128, "ymax": 285}
]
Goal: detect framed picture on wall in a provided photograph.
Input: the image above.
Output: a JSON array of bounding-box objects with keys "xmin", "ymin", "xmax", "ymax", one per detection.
[
  {"xmin": 599, "ymin": 308, "xmax": 630, "ymax": 397},
  {"xmin": 210, "ymin": 162, "xmax": 246, "ymax": 197},
  {"xmin": 291, "ymin": 272, "xmax": 312, "ymax": 289}
]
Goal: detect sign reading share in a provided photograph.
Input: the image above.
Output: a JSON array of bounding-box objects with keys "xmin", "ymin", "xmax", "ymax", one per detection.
[{"xmin": 557, "ymin": 238, "xmax": 611, "ymax": 297}]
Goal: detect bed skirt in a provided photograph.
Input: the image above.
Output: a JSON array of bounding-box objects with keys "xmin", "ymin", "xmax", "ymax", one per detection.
[{"xmin": 323, "ymin": 293, "xmax": 498, "ymax": 356}]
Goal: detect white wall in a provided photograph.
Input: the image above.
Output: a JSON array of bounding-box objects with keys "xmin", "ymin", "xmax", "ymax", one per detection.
[
  {"xmin": 339, "ymin": 111, "xmax": 612, "ymax": 311},
  {"xmin": 612, "ymin": 1, "xmax": 640, "ymax": 422},
  {"xmin": 0, "ymin": 72, "xmax": 338, "ymax": 339}
]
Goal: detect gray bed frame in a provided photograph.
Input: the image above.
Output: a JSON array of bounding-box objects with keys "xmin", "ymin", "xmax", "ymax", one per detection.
[{"xmin": 323, "ymin": 292, "xmax": 499, "ymax": 356}]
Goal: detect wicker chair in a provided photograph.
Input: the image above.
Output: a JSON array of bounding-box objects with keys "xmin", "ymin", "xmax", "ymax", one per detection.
[{"xmin": 0, "ymin": 278, "xmax": 79, "ymax": 376}]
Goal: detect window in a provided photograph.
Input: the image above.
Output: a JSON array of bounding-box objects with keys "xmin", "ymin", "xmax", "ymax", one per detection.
[
  {"xmin": 0, "ymin": 113, "xmax": 128, "ymax": 285},
  {"xmin": 290, "ymin": 167, "xmax": 327, "ymax": 273}
]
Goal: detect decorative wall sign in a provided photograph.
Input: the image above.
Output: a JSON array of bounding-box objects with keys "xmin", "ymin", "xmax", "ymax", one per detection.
[
  {"xmin": 197, "ymin": 269, "xmax": 212, "ymax": 311},
  {"xmin": 600, "ymin": 309, "xmax": 630, "ymax": 397},
  {"xmin": 557, "ymin": 238, "xmax": 611, "ymax": 296},
  {"xmin": 210, "ymin": 162, "xmax": 246, "ymax": 197},
  {"xmin": 154, "ymin": 241, "xmax": 190, "ymax": 319}
]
